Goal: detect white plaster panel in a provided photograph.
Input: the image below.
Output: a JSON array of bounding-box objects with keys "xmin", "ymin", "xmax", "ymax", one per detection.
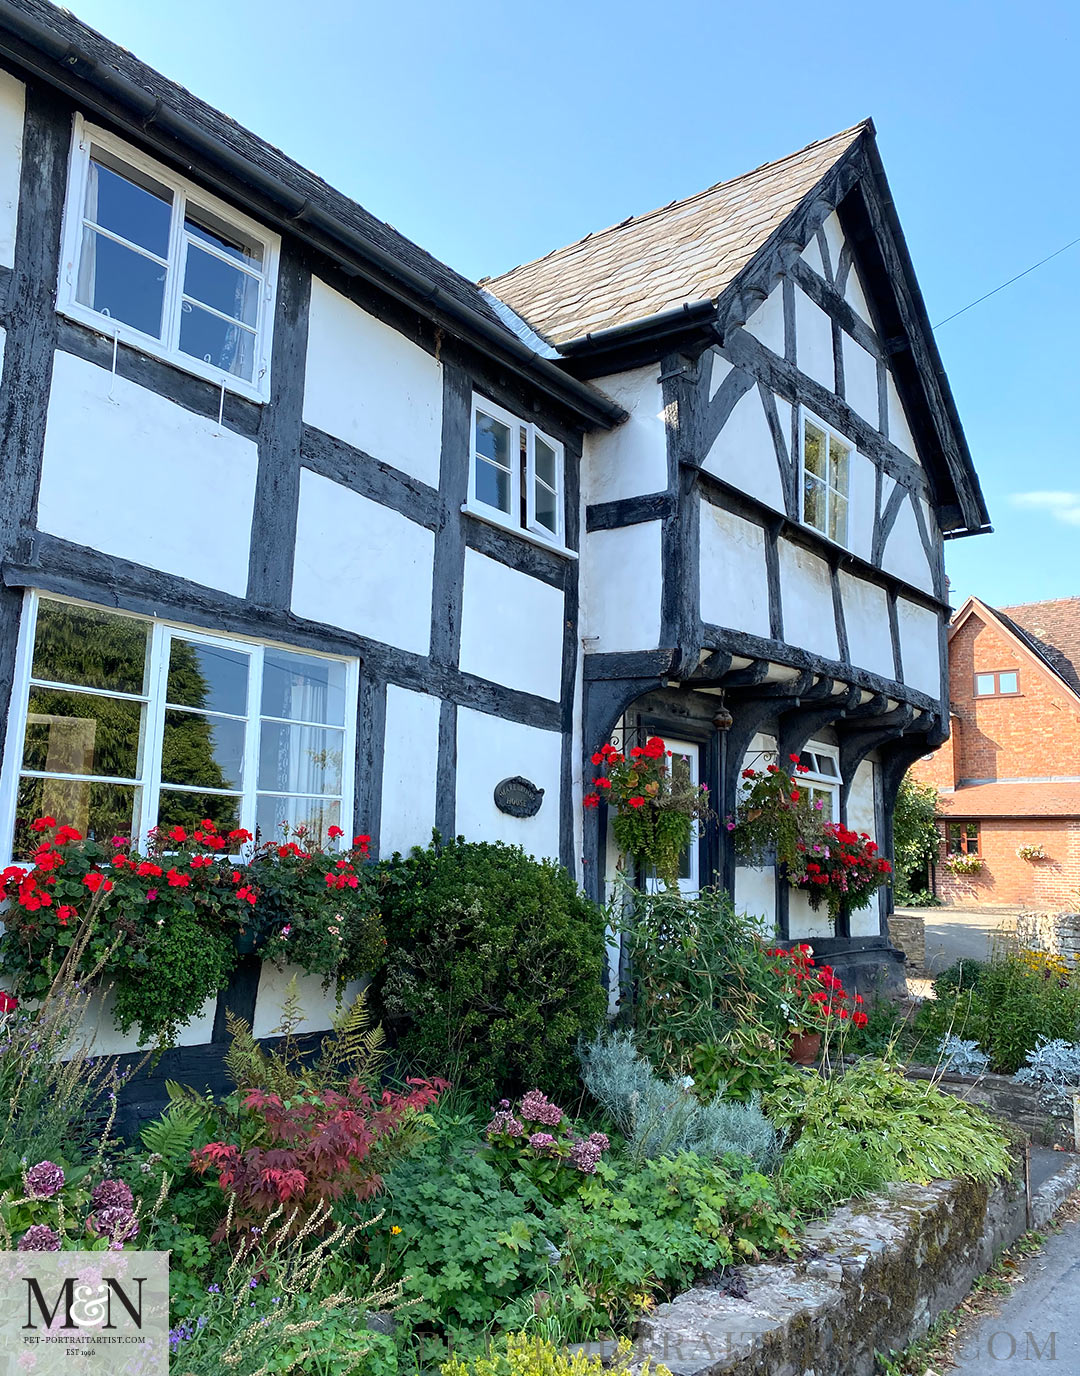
[
  {"xmin": 734, "ymin": 866, "xmax": 776, "ymax": 929},
  {"xmin": 794, "ymin": 287, "xmax": 834, "ymax": 390},
  {"xmin": 898, "ymin": 599, "xmax": 942, "ymax": 699},
  {"xmin": 840, "ymin": 573, "xmax": 895, "ymax": 679},
  {"xmin": 788, "ymin": 887, "xmax": 835, "ymax": 939},
  {"xmin": 882, "ymin": 494, "xmax": 934, "ymax": 594},
  {"xmin": 380, "ymin": 686, "xmax": 441, "ymax": 857},
  {"xmin": 455, "ymin": 708, "xmax": 562, "ymax": 859},
  {"xmin": 0, "ymin": 71, "xmax": 23, "ymax": 269},
  {"xmin": 845, "ymin": 265, "xmax": 873, "ymax": 326},
  {"xmin": 582, "ymin": 522, "xmax": 662, "ymax": 651},
  {"xmin": 583, "ymin": 365, "xmax": 667, "ymax": 504},
  {"xmin": 699, "ymin": 503, "xmax": 771, "ymax": 638},
  {"xmin": 843, "ymin": 333, "xmax": 878, "ymax": 426},
  {"xmin": 293, "ymin": 471, "xmax": 434, "ymax": 654},
  {"xmin": 801, "ymin": 236, "xmax": 826, "ymax": 278},
  {"xmin": 821, "ymin": 213, "xmax": 846, "ymax": 279},
  {"xmin": 303, "ymin": 278, "xmax": 443, "ymax": 487},
  {"xmin": 38, "ymin": 351, "xmax": 257, "ymax": 595},
  {"xmin": 252, "ymin": 968, "xmax": 365, "ymax": 1040},
  {"xmin": 78, "ymin": 989, "xmax": 217, "ymax": 1055},
  {"xmin": 743, "ymin": 283, "xmax": 785, "ymax": 354},
  {"xmin": 846, "ymin": 452, "xmax": 876, "ymax": 562},
  {"xmin": 778, "ymin": 541, "xmax": 838, "ymax": 661},
  {"xmin": 886, "ymin": 372, "xmax": 919, "ymax": 462},
  {"xmin": 702, "ymin": 384, "xmax": 785, "ymax": 513},
  {"xmin": 709, "ymin": 349, "xmax": 733, "ymax": 400},
  {"xmin": 847, "ymin": 757, "xmax": 882, "ymax": 936},
  {"xmin": 459, "ymin": 549, "xmax": 564, "ymax": 700}
]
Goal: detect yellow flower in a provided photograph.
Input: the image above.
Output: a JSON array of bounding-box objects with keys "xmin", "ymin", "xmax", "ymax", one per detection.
[{"xmin": 390, "ymin": 1225, "xmax": 402, "ymax": 1235}]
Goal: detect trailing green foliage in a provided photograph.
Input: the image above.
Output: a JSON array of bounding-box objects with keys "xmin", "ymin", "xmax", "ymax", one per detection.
[
  {"xmin": 578, "ymin": 1031, "xmax": 778, "ymax": 1169},
  {"xmin": 375, "ymin": 838, "xmax": 606, "ymax": 1100},
  {"xmin": 763, "ymin": 1059, "xmax": 1012, "ymax": 1208},
  {"xmin": 442, "ymin": 1333, "xmax": 666, "ymax": 1376}
]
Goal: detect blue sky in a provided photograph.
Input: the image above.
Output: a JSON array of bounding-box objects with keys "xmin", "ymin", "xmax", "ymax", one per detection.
[{"xmin": 64, "ymin": 0, "xmax": 1079, "ymax": 610}]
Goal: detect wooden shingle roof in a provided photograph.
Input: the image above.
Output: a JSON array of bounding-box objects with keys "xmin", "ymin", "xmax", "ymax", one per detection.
[{"xmin": 482, "ymin": 123, "xmax": 869, "ymax": 347}]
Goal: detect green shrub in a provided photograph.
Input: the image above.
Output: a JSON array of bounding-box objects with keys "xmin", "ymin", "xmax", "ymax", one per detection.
[
  {"xmin": 763, "ymin": 1059, "xmax": 1011, "ymax": 1202},
  {"xmin": 975, "ymin": 957, "xmax": 1080, "ymax": 1073},
  {"xmin": 442, "ymin": 1333, "xmax": 664, "ymax": 1376},
  {"xmin": 374, "ymin": 839, "xmax": 606, "ymax": 1100}
]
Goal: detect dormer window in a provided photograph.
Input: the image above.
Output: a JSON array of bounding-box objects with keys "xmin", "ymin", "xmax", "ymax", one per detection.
[
  {"xmin": 801, "ymin": 411, "xmax": 850, "ymax": 545},
  {"xmin": 468, "ymin": 395, "xmax": 566, "ymax": 548},
  {"xmin": 59, "ymin": 119, "xmax": 278, "ymax": 400}
]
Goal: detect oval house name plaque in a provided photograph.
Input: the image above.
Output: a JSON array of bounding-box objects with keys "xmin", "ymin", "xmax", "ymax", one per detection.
[{"xmin": 494, "ymin": 776, "xmax": 545, "ymax": 818}]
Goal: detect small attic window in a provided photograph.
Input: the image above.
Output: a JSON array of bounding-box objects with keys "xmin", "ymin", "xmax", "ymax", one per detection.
[
  {"xmin": 801, "ymin": 411, "xmax": 850, "ymax": 545},
  {"xmin": 974, "ymin": 670, "xmax": 1020, "ymax": 697}
]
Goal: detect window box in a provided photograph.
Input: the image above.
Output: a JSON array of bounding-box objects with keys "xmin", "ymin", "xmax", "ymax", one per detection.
[{"xmin": 58, "ymin": 118, "xmax": 279, "ymax": 402}]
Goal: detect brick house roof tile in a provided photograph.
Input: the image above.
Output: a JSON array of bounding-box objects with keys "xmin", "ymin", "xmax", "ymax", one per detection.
[
  {"xmin": 995, "ymin": 598, "xmax": 1080, "ymax": 697},
  {"xmin": 938, "ymin": 781, "xmax": 1080, "ymax": 819},
  {"xmin": 482, "ymin": 123, "xmax": 868, "ymax": 346}
]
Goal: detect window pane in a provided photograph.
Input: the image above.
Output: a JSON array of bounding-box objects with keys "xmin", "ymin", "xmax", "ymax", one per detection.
[
  {"xmin": 828, "ymin": 436, "xmax": 850, "ymax": 495},
  {"xmin": 185, "ymin": 206, "xmax": 262, "ymax": 268},
  {"xmin": 998, "ymin": 672, "xmax": 1018, "ymax": 694},
  {"xmin": 156, "ymin": 789, "xmax": 241, "ymax": 836},
  {"xmin": 259, "ymin": 722, "xmax": 344, "ymax": 795},
  {"xmin": 475, "ymin": 456, "xmax": 511, "ymax": 512},
  {"xmin": 15, "ymin": 777, "xmax": 139, "ymax": 857},
  {"xmin": 23, "ymin": 689, "xmax": 143, "ymax": 780},
  {"xmin": 178, "ymin": 302, "xmax": 256, "ymax": 380},
  {"xmin": 475, "ymin": 412, "xmax": 512, "ymax": 470},
  {"xmin": 828, "ymin": 493, "xmax": 848, "ymax": 544},
  {"xmin": 803, "ymin": 474, "xmax": 826, "ymax": 531},
  {"xmin": 167, "ymin": 640, "xmax": 249, "ymax": 716},
  {"xmin": 85, "ymin": 152, "xmax": 172, "ymax": 258},
  {"xmin": 965, "ymin": 823, "xmax": 979, "ymax": 842},
  {"xmin": 974, "ymin": 673, "xmax": 996, "ymax": 696},
  {"xmin": 183, "ymin": 244, "xmax": 260, "ymax": 326},
  {"xmin": 261, "ymin": 650, "xmax": 347, "ymax": 726},
  {"xmin": 533, "ymin": 480, "xmax": 558, "ymax": 533},
  {"xmin": 76, "ymin": 228, "xmax": 167, "ymax": 338},
  {"xmin": 535, "ymin": 436, "xmax": 558, "ymax": 490},
  {"xmin": 803, "ymin": 422, "xmax": 826, "ymax": 478},
  {"xmin": 32, "ymin": 601, "xmax": 149, "ymax": 694},
  {"xmin": 256, "ymin": 794, "xmax": 341, "ymax": 845},
  {"xmin": 161, "ymin": 710, "xmax": 245, "ymax": 791}
]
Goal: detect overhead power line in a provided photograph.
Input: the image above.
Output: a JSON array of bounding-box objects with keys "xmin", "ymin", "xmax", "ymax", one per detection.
[{"xmin": 933, "ymin": 235, "xmax": 1080, "ymax": 329}]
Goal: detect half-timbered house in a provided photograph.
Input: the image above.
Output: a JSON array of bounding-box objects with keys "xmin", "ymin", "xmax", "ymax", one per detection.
[{"xmin": 0, "ymin": 0, "xmax": 987, "ymax": 1076}]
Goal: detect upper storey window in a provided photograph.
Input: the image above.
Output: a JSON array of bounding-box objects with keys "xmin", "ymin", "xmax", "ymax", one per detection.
[
  {"xmin": 59, "ymin": 120, "xmax": 278, "ymax": 400},
  {"xmin": 801, "ymin": 411, "xmax": 850, "ymax": 545},
  {"xmin": 469, "ymin": 395, "xmax": 566, "ymax": 548},
  {"xmin": 974, "ymin": 670, "xmax": 1019, "ymax": 697}
]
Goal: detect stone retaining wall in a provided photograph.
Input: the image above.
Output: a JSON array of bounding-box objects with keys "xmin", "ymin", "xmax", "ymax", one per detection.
[
  {"xmin": 635, "ymin": 1157, "xmax": 1080, "ymax": 1376},
  {"xmin": 887, "ymin": 912, "xmax": 925, "ymax": 973},
  {"xmin": 903, "ymin": 1065, "xmax": 1073, "ymax": 1148},
  {"xmin": 1013, "ymin": 910, "xmax": 1080, "ymax": 966}
]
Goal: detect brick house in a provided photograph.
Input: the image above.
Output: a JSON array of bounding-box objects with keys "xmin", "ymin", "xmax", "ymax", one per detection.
[{"xmin": 912, "ymin": 597, "xmax": 1080, "ymax": 906}]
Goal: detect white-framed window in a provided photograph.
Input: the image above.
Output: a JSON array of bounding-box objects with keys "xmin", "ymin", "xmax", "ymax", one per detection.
[
  {"xmin": 57, "ymin": 118, "xmax": 279, "ymax": 401},
  {"xmin": 468, "ymin": 394, "xmax": 566, "ymax": 548},
  {"xmin": 800, "ymin": 410, "xmax": 851, "ymax": 545},
  {"xmin": 797, "ymin": 743, "xmax": 840, "ymax": 821},
  {"xmin": 0, "ymin": 594, "xmax": 358, "ymax": 861}
]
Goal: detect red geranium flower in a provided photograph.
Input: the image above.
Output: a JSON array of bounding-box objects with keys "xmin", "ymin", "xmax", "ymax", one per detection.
[
  {"xmin": 30, "ymin": 816, "xmax": 56, "ymax": 833},
  {"xmin": 627, "ymin": 796, "xmax": 645, "ymax": 809}
]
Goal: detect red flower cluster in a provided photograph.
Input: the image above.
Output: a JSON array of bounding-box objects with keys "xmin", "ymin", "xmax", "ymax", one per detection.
[
  {"xmin": 796, "ymin": 822, "xmax": 892, "ymax": 908},
  {"xmin": 765, "ymin": 943, "xmax": 869, "ymax": 1030},
  {"xmin": 584, "ymin": 735, "xmax": 668, "ymax": 810}
]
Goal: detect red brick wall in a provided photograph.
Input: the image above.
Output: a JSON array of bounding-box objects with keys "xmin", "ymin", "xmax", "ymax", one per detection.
[{"xmin": 936, "ymin": 818, "xmax": 1080, "ymax": 908}]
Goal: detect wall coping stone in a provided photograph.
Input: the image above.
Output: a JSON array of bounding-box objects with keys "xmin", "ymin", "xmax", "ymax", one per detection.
[{"xmin": 634, "ymin": 1155, "xmax": 1080, "ymax": 1376}]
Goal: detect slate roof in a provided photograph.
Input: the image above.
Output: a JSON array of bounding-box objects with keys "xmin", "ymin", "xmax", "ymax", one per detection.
[
  {"xmin": 995, "ymin": 598, "xmax": 1080, "ymax": 698},
  {"xmin": 937, "ymin": 781, "xmax": 1080, "ymax": 819},
  {"xmin": 482, "ymin": 123, "xmax": 869, "ymax": 347},
  {"xmin": 10, "ymin": 0, "xmax": 512, "ymax": 337}
]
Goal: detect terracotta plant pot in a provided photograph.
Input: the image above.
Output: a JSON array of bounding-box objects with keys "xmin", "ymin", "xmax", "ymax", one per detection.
[{"xmin": 789, "ymin": 1029, "xmax": 823, "ymax": 1065}]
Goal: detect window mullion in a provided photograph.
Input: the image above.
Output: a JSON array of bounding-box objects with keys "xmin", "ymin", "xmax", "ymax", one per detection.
[
  {"xmin": 242, "ymin": 647, "xmax": 264, "ymax": 841},
  {"xmin": 163, "ymin": 187, "xmax": 187, "ymax": 355},
  {"xmin": 524, "ymin": 424, "xmax": 536, "ymax": 533},
  {"xmin": 140, "ymin": 622, "xmax": 170, "ymax": 846}
]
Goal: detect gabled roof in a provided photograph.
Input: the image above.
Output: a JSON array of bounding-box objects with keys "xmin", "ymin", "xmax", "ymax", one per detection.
[
  {"xmin": 950, "ymin": 597, "xmax": 1080, "ymax": 709},
  {"xmin": 0, "ymin": 0, "xmax": 623, "ymax": 428},
  {"xmin": 997, "ymin": 598, "xmax": 1080, "ymax": 697},
  {"xmin": 483, "ymin": 123, "xmax": 868, "ymax": 347}
]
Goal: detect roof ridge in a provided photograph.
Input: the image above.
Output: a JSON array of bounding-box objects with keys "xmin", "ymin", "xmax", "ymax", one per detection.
[
  {"xmin": 481, "ymin": 119, "xmax": 871, "ymax": 285},
  {"xmin": 999, "ymin": 596, "xmax": 1080, "ymax": 611}
]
